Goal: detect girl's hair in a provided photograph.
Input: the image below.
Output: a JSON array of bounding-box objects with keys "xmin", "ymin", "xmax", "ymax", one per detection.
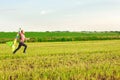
[{"xmin": 21, "ymin": 30, "xmax": 24, "ymax": 33}]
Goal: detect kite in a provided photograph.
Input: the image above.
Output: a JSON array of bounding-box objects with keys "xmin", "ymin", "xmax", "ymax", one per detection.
[{"xmin": 6, "ymin": 28, "xmax": 21, "ymax": 52}]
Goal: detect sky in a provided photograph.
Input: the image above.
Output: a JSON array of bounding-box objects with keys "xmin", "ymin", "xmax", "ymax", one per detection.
[{"xmin": 0, "ymin": 0, "xmax": 120, "ymax": 32}]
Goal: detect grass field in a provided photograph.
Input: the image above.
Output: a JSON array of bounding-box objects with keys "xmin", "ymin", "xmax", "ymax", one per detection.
[{"xmin": 0, "ymin": 40, "xmax": 120, "ymax": 80}]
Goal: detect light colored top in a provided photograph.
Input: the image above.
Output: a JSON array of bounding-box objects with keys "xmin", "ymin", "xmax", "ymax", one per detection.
[{"xmin": 20, "ymin": 32, "xmax": 25, "ymax": 42}]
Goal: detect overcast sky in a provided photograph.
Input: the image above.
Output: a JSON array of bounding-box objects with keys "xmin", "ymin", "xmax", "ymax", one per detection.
[{"xmin": 0, "ymin": 0, "xmax": 120, "ymax": 32}]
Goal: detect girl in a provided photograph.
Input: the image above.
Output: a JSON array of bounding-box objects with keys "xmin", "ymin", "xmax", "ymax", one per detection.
[{"xmin": 13, "ymin": 30, "xmax": 28, "ymax": 54}]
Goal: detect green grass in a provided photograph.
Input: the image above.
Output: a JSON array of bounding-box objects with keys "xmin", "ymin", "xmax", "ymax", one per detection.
[
  {"xmin": 0, "ymin": 31, "xmax": 120, "ymax": 43},
  {"xmin": 0, "ymin": 40, "xmax": 120, "ymax": 80}
]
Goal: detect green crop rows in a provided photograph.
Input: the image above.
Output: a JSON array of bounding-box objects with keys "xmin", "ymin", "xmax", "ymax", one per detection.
[{"xmin": 0, "ymin": 31, "xmax": 120, "ymax": 43}]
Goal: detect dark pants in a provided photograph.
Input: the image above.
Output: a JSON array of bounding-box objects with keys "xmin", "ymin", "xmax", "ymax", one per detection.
[{"xmin": 13, "ymin": 42, "xmax": 27, "ymax": 54}]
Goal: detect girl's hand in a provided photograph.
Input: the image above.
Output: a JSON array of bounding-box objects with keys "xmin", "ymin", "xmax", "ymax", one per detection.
[{"xmin": 26, "ymin": 38, "xmax": 30, "ymax": 40}]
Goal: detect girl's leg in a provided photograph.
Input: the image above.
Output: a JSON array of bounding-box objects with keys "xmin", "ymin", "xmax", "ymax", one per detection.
[
  {"xmin": 13, "ymin": 43, "xmax": 22, "ymax": 54},
  {"xmin": 21, "ymin": 43, "xmax": 27, "ymax": 53}
]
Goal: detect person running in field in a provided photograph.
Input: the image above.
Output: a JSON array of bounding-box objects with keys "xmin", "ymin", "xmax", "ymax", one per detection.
[{"xmin": 13, "ymin": 30, "xmax": 28, "ymax": 54}]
